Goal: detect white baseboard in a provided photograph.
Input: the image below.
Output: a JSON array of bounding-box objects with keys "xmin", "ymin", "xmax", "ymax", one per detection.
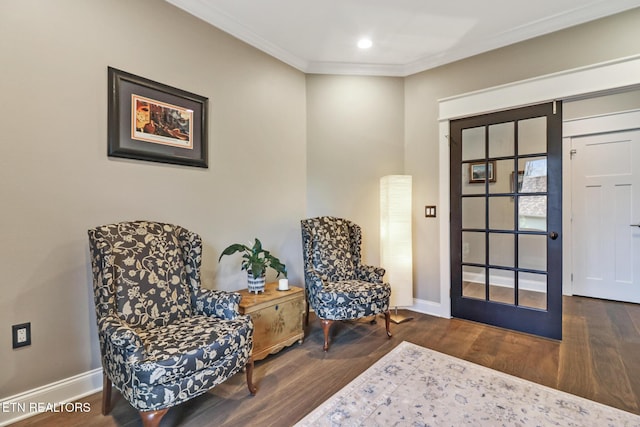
[
  {"xmin": 0, "ymin": 368, "xmax": 103, "ymax": 426},
  {"xmin": 407, "ymin": 297, "xmax": 450, "ymax": 319}
]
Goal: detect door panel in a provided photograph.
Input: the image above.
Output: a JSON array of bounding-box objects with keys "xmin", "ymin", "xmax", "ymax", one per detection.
[
  {"xmin": 450, "ymin": 102, "xmax": 563, "ymax": 340},
  {"xmin": 571, "ymin": 130, "xmax": 640, "ymax": 303}
]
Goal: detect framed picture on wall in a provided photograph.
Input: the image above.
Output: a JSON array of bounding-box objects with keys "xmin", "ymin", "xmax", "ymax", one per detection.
[
  {"xmin": 468, "ymin": 161, "xmax": 496, "ymax": 184},
  {"xmin": 107, "ymin": 67, "xmax": 208, "ymax": 168}
]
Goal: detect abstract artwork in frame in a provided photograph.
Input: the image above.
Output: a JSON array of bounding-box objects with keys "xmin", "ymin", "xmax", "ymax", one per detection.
[{"xmin": 107, "ymin": 67, "xmax": 208, "ymax": 168}]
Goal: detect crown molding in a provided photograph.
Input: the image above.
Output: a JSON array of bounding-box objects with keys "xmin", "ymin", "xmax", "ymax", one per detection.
[
  {"xmin": 166, "ymin": 0, "xmax": 640, "ymax": 77},
  {"xmin": 165, "ymin": 0, "xmax": 309, "ymax": 72},
  {"xmin": 404, "ymin": 0, "xmax": 640, "ymax": 76},
  {"xmin": 305, "ymin": 61, "xmax": 407, "ymax": 77}
]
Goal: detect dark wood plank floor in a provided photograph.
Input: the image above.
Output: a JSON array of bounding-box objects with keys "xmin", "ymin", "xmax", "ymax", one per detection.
[{"xmin": 12, "ymin": 296, "xmax": 640, "ymax": 426}]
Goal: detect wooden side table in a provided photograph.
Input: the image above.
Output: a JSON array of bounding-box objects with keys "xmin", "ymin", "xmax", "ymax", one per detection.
[{"xmin": 238, "ymin": 282, "xmax": 305, "ymax": 361}]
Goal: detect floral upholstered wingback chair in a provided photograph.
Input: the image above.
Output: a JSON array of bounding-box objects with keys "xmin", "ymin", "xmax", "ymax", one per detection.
[
  {"xmin": 88, "ymin": 221, "xmax": 256, "ymax": 427},
  {"xmin": 301, "ymin": 216, "xmax": 392, "ymax": 351}
]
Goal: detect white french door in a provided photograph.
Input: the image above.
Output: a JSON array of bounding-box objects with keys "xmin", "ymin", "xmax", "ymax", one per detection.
[{"xmin": 571, "ymin": 129, "xmax": 640, "ymax": 303}]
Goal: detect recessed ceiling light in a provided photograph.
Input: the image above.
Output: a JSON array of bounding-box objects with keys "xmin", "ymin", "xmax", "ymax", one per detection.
[{"xmin": 357, "ymin": 38, "xmax": 373, "ymax": 49}]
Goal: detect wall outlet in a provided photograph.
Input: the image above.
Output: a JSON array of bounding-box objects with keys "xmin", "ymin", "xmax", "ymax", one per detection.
[{"xmin": 12, "ymin": 322, "xmax": 31, "ymax": 349}]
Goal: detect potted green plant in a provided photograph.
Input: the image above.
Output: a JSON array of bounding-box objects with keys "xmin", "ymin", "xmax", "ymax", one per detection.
[{"xmin": 218, "ymin": 238, "xmax": 287, "ymax": 293}]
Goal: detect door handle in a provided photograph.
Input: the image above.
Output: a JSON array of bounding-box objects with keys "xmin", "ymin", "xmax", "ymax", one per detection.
[
  {"xmin": 631, "ymin": 224, "xmax": 640, "ymax": 227},
  {"xmin": 549, "ymin": 231, "xmax": 559, "ymax": 240}
]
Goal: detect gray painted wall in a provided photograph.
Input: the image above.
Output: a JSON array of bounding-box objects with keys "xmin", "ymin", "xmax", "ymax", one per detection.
[
  {"xmin": 0, "ymin": 0, "xmax": 306, "ymax": 397},
  {"xmin": 306, "ymin": 75, "xmax": 405, "ymax": 264}
]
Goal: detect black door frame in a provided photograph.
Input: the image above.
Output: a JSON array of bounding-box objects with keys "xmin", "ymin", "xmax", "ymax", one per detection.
[{"xmin": 450, "ymin": 102, "xmax": 563, "ymax": 340}]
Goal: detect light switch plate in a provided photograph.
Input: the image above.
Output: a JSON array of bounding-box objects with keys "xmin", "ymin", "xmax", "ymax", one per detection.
[{"xmin": 425, "ymin": 205, "xmax": 437, "ymax": 218}]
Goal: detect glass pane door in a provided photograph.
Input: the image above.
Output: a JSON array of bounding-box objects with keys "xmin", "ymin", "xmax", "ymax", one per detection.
[{"xmin": 450, "ymin": 102, "xmax": 562, "ymax": 340}]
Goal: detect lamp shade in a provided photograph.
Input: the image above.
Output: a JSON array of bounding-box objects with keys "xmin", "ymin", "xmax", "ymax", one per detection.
[{"xmin": 380, "ymin": 175, "xmax": 413, "ymax": 308}]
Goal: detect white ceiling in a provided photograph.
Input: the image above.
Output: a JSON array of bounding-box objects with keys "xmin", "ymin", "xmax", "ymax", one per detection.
[{"xmin": 166, "ymin": 0, "xmax": 640, "ymax": 76}]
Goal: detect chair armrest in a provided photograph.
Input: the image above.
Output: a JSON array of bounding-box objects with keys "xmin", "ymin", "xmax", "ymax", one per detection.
[
  {"xmin": 303, "ymin": 269, "xmax": 326, "ymax": 310},
  {"xmin": 192, "ymin": 288, "xmax": 241, "ymax": 320},
  {"xmin": 98, "ymin": 315, "xmax": 145, "ymax": 362},
  {"xmin": 305, "ymin": 268, "xmax": 328, "ymax": 288},
  {"xmin": 357, "ymin": 264, "xmax": 386, "ymax": 282}
]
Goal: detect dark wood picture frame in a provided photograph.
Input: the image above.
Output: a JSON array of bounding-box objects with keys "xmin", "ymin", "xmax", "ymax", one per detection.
[
  {"xmin": 107, "ymin": 67, "xmax": 208, "ymax": 168},
  {"xmin": 468, "ymin": 160, "xmax": 496, "ymax": 183}
]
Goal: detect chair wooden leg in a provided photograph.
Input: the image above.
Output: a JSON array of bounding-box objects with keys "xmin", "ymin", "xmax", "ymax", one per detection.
[
  {"xmin": 246, "ymin": 357, "xmax": 257, "ymax": 395},
  {"xmin": 320, "ymin": 319, "xmax": 334, "ymax": 351},
  {"xmin": 384, "ymin": 311, "xmax": 392, "ymax": 338},
  {"xmin": 305, "ymin": 298, "xmax": 310, "ymax": 326},
  {"xmin": 101, "ymin": 374, "xmax": 112, "ymax": 415},
  {"xmin": 139, "ymin": 409, "xmax": 168, "ymax": 427}
]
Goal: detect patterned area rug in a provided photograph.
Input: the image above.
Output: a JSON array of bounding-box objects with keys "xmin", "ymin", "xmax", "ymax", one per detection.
[{"xmin": 295, "ymin": 341, "xmax": 640, "ymax": 426}]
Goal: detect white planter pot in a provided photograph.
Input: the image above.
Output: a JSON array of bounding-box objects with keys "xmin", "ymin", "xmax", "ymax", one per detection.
[{"xmin": 247, "ymin": 272, "xmax": 266, "ymax": 293}]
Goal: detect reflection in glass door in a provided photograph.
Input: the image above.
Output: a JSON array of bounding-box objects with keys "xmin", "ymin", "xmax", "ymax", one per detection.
[{"xmin": 450, "ymin": 102, "xmax": 563, "ymax": 340}]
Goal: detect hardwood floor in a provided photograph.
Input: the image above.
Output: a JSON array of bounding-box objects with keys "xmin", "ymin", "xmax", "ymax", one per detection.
[{"xmin": 12, "ymin": 296, "xmax": 640, "ymax": 426}]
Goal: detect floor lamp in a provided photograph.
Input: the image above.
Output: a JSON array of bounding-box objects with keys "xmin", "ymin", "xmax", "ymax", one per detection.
[{"xmin": 380, "ymin": 175, "xmax": 414, "ymax": 324}]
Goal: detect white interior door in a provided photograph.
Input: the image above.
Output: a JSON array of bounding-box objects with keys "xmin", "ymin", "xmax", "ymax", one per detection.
[{"xmin": 571, "ymin": 129, "xmax": 640, "ymax": 303}]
